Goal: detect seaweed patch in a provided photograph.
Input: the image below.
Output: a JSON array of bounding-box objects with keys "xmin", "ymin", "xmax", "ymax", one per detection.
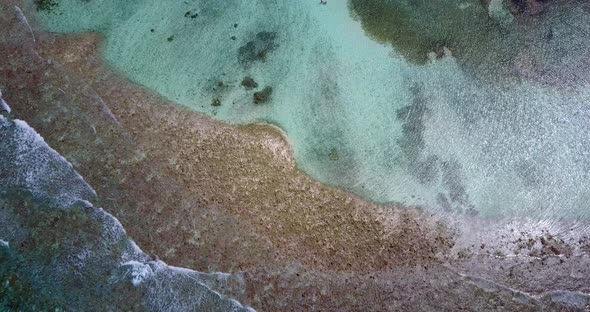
[
  {"xmin": 238, "ymin": 31, "xmax": 278, "ymax": 67},
  {"xmin": 34, "ymin": 0, "xmax": 59, "ymax": 12}
]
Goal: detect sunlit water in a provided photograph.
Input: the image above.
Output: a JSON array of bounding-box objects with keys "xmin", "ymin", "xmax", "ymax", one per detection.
[{"xmin": 35, "ymin": 0, "xmax": 590, "ymax": 219}]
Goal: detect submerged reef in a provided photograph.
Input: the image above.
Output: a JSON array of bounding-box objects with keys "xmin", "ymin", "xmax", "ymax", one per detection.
[
  {"xmin": 33, "ymin": 0, "xmax": 58, "ymax": 12},
  {"xmin": 348, "ymin": 0, "xmax": 590, "ymax": 83},
  {"xmin": 241, "ymin": 76, "xmax": 258, "ymax": 90},
  {"xmin": 29, "ymin": 0, "xmax": 590, "ymax": 218},
  {"xmin": 238, "ymin": 31, "xmax": 278, "ymax": 67},
  {"xmin": 348, "ymin": 0, "xmax": 500, "ymax": 64},
  {"xmin": 253, "ymin": 86, "xmax": 272, "ymax": 104}
]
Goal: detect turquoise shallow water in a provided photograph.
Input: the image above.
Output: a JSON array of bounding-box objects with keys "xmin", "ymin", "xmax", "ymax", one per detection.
[{"xmin": 34, "ymin": 0, "xmax": 590, "ymax": 219}]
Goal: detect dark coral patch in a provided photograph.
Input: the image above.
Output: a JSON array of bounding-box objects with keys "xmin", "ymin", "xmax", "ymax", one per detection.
[
  {"xmin": 253, "ymin": 86, "xmax": 272, "ymax": 104},
  {"xmin": 238, "ymin": 32, "xmax": 278, "ymax": 67},
  {"xmin": 241, "ymin": 76, "xmax": 258, "ymax": 90}
]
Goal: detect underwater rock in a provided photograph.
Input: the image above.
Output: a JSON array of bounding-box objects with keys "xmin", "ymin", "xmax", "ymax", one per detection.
[
  {"xmin": 440, "ymin": 160, "xmax": 470, "ymax": 207},
  {"xmin": 211, "ymin": 97, "xmax": 221, "ymax": 106},
  {"xmin": 253, "ymin": 86, "xmax": 272, "ymax": 104},
  {"xmin": 241, "ymin": 76, "xmax": 258, "ymax": 90},
  {"xmin": 238, "ymin": 31, "xmax": 278, "ymax": 67},
  {"xmin": 184, "ymin": 10, "xmax": 198, "ymax": 19},
  {"xmin": 33, "ymin": 0, "xmax": 58, "ymax": 12},
  {"xmin": 328, "ymin": 147, "xmax": 339, "ymax": 161},
  {"xmin": 395, "ymin": 84, "xmax": 429, "ymax": 162}
]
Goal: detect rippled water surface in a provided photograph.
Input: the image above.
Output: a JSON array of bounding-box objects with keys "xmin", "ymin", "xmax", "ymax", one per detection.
[
  {"xmin": 2, "ymin": 0, "xmax": 590, "ymax": 311},
  {"xmin": 35, "ymin": 0, "xmax": 590, "ymax": 218}
]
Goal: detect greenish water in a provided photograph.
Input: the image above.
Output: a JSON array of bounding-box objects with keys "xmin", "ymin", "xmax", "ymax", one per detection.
[{"xmin": 34, "ymin": 0, "xmax": 590, "ymax": 219}]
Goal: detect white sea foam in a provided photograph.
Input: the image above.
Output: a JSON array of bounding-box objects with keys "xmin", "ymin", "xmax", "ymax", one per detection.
[
  {"xmin": 122, "ymin": 260, "xmax": 154, "ymax": 286},
  {"xmin": 0, "ymin": 117, "xmax": 97, "ymax": 207},
  {"xmin": 0, "ymin": 90, "xmax": 10, "ymax": 114},
  {"xmin": 0, "ymin": 93, "xmax": 253, "ymax": 311},
  {"xmin": 0, "ymin": 99, "xmax": 10, "ymax": 114},
  {"xmin": 14, "ymin": 6, "xmax": 36, "ymax": 43}
]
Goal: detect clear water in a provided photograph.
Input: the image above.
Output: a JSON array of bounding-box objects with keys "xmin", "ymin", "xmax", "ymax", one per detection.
[
  {"xmin": 35, "ymin": 0, "xmax": 590, "ymax": 219},
  {"xmin": 3, "ymin": 1, "xmax": 590, "ymax": 310}
]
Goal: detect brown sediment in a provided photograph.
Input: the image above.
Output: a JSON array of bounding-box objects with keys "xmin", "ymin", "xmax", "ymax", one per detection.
[
  {"xmin": 31, "ymin": 33, "xmax": 454, "ymax": 273},
  {"xmin": 3, "ymin": 9, "xmax": 590, "ymax": 310}
]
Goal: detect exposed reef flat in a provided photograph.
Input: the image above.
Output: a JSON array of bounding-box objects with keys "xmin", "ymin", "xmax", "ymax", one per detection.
[
  {"xmin": 36, "ymin": 33, "xmax": 453, "ymax": 275},
  {"xmin": 0, "ymin": 115, "xmax": 253, "ymax": 311},
  {"xmin": 348, "ymin": 0, "xmax": 590, "ymax": 82},
  {"xmin": 2, "ymin": 2, "xmax": 590, "ymax": 311}
]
